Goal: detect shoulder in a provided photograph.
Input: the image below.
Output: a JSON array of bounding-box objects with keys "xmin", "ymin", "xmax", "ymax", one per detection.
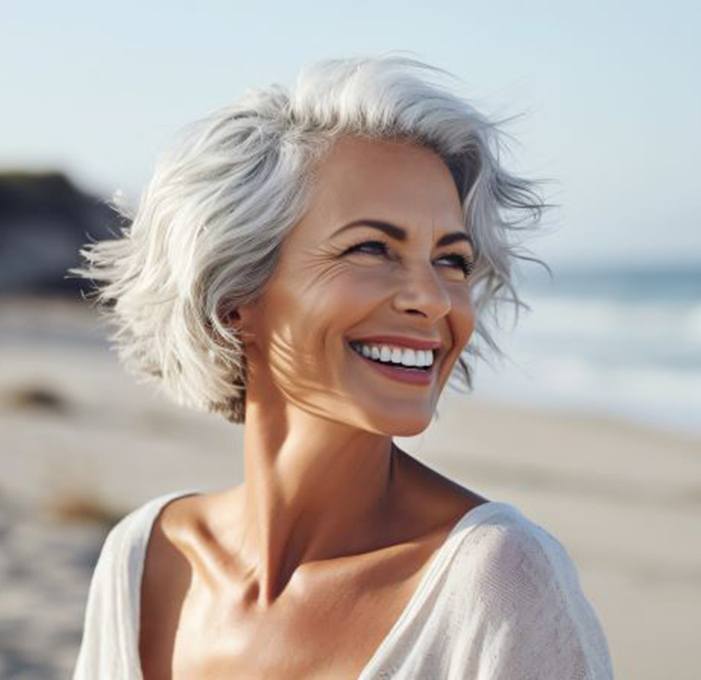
[
  {"xmin": 448, "ymin": 502, "xmax": 593, "ymax": 616},
  {"xmin": 446, "ymin": 503, "xmax": 614, "ymax": 679},
  {"xmin": 73, "ymin": 490, "xmax": 202, "ymax": 678},
  {"xmin": 452, "ymin": 503, "xmax": 574, "ymax": 587},
  {"xmin": 99, "ymin": 490, "xmax": 201, "ymax": 564},
  {"xmin": 138, "ymin": 488, "xmax": 209, "ymax": 605},
  {"xmin": 82, "ymin": 488, "xmax": 204, "ymax": 607}
]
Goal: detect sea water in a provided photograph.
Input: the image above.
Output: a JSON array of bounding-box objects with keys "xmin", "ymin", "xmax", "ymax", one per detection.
[{"xmin": 466, "ymin": 261, "xmax": 701, "ymax": 438}]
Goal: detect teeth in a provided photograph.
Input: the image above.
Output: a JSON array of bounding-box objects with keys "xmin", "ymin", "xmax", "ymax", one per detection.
[{"xmin": 350, "ymin": 342, "xmax": 435, "ymax": 368}]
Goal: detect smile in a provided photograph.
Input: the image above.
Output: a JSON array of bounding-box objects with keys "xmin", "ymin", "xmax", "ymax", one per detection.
[{"xmin": 347, "ymin": 340, "xmax": 436, "ymax": 386}]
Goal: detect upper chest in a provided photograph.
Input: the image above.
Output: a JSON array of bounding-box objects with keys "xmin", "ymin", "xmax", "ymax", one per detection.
[{"xmin": 138, "ymin": 514, "xmax": 446, "ymax": 680}]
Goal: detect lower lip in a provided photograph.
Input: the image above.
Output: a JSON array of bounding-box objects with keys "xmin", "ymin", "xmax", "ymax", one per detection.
[{"xmin": 347, "ymin": 343, "xmax": 435, "ymax": 385}]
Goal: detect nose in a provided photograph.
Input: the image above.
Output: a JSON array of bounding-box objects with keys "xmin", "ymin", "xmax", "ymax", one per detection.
[{"xmin": 391, "ymin": 261, "xmax": 452, "ymax": 323}]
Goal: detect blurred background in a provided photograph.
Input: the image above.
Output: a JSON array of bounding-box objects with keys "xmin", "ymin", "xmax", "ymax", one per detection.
[{"xmin": 1, "ymin": 2, "xmax": 699, "ymax": 678}]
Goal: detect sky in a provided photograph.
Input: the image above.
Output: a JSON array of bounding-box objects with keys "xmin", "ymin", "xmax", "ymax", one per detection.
[{"xmin": 3, "ymin": 0, "xmax": 699, "ymax": 268}]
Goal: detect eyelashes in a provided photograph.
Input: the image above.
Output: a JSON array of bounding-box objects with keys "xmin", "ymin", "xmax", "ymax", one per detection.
[{"xmin": 341, "ymin": 240, "xmax": 475, "ymax": 277}]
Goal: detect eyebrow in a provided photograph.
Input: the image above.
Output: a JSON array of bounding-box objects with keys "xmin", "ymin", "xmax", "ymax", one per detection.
[{"xmin": 332, "ymin": 219, "xmax": 474, "ymax": 249}]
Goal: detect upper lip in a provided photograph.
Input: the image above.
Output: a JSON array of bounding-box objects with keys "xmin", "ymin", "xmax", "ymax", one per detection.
[{"xmin": 348, "ymin": 334, "xmax": 443, "ymax": 351}]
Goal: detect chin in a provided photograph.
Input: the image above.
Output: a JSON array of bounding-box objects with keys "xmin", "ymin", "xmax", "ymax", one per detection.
[
  {"xmin": 339, "ymin": 382, "xmax": 440, "ymax": 436},
  {"xmin": 391, "ymin": 420, "xmax": 433, "ymax": 437},
  {"xmin": 360, "ymin": 409, "xmax": 434, "ymax": 438}
]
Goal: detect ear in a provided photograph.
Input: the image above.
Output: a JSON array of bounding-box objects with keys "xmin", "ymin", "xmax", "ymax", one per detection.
[{"xmin": 221, "ymin": 303, "xmax": 256, "ymax": 344}]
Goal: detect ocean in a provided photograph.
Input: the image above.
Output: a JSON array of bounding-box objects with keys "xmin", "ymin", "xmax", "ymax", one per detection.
[{"xmin": 467, "ymin": 261, "xmax": 701, "ymax": 438}]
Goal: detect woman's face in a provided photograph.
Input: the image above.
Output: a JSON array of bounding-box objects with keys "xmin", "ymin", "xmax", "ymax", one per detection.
[{"xmin": 239, "ymin": 135, "xmax": 476, "ymax": 436}]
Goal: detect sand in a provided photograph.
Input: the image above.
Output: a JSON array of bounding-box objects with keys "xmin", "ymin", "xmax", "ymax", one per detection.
[{"xmin": 1, "ymin": 297, "xmax": 699, "ymax": 679}]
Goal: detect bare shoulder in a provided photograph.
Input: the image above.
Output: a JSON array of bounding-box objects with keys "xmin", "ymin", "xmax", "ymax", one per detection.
[
  {"xmin": 139, "ymin": 493, "xmax": 205, "ymax": 675},
  {"xmin": 139, "ymin": 488, "xmax": 241, "ymax": 606},
  {"xmin": 141, "ymin": 493, "xmax": 203, "ymax": 579}
]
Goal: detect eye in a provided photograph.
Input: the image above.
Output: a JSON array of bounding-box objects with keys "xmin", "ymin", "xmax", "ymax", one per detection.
[
  {"xmin": 341, "ymin": 240, "xmax": 475, "ymax": 278},
  {"xmin": 437, "ymin": 253, "xmax": 475, "ymax": 278},
  {"xmin": 342, "ymin": 240, "xmax": 390, "ymax": 257}
]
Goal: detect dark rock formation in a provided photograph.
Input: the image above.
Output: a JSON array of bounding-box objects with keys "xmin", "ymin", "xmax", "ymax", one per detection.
[{"xmin": 0, "ymin": 171, "xmax": 123, "ymax": 296}]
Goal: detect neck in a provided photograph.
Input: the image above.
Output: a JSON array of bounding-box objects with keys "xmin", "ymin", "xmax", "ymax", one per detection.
[{"xmin": 228, "ymin": 391, "xmax": 402, "ymax": 606}]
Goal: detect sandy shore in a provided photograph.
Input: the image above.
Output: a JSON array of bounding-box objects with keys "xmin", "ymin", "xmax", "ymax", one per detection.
[{"xmin": 1, "ymin": 298, "xmax": 699, "ymax": 679}]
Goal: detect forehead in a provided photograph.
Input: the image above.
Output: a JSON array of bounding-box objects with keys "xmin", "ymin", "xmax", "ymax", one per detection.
[{"xmin": 301, "ymin": 135, "xmax": 465, "ymax": 236}]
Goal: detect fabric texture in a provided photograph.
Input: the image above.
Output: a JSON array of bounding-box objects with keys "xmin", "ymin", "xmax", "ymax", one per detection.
[{"xmin": 73, "ymin": 489, "xmax": 614, "ymax": 679}]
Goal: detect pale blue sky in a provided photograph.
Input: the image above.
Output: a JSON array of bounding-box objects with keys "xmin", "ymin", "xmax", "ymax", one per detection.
[{"xmin": 3, "ymin": 1, "xmax": 699, "ymax": 267}]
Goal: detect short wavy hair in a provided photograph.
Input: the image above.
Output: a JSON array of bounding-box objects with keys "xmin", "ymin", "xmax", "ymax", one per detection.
[{"xmin": 72, "ymin": 53, "xmax": 552, "ymax": 424}]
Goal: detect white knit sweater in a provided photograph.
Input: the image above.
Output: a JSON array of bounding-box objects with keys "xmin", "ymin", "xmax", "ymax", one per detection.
[{"xmin": 73, "ymin": 490, "xmax": 614, "ymax": 679}]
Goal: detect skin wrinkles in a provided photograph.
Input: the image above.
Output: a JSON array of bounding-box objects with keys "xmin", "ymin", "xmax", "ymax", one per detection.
[{"xmin": 139, "ymin": 135, "xmax": 486, "ymax": 679}]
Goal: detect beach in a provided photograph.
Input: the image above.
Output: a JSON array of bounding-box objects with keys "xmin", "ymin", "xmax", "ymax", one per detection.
[{"xmin": 1, "ymin": 297, "xmax": 699, "ymax": 679}]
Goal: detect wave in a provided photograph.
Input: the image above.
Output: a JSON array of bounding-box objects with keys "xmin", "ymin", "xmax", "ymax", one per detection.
[{"xmin": 472, "ymin": 267, "xmax": 701, "ymax": 436}]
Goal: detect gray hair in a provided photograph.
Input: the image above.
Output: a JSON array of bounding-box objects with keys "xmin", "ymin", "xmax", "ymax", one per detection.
[{"xmin": 72, "ymin": 53, "xmax": 552, "ymax": 424}]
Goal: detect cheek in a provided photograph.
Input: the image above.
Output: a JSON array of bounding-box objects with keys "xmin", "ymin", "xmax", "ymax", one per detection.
[
  {"xmin": 250, "ymin": 269, "xmax": 383, "ymax": 415},
  {"xmin": 254, "ymin": 268, "xmax": 364, "ymax": 370}
]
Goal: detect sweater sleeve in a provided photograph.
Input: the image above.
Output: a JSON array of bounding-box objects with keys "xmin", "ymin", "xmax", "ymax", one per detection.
[{"xmin": 454, "ymin": 519, "xmax": 615, "ymax": 680}]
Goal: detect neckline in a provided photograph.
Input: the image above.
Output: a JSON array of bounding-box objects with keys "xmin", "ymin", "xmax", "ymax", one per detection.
[
  {"xmin": 134, "ymin": 490, "xmax": 511, "ymax": 679},
  {"xmin": 357, "ymin": 498, "xmax": 510, "ymax": 677}
]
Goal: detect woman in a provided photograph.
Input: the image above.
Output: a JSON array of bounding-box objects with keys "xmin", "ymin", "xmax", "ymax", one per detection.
[{"xmin": 72, "ymin": 55, "xmax": 614, "ymax": 679}]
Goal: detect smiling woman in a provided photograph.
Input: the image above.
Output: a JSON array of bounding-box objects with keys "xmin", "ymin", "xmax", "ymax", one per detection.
[{"xmin": 70, "ymin": 54, "xmax": 613, "ymax": 679}]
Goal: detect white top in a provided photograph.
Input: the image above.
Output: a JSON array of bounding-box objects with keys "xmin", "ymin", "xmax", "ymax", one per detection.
[{"xmin": 73, "ymin": 489, "xmax": 614, "ymax": 679}]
